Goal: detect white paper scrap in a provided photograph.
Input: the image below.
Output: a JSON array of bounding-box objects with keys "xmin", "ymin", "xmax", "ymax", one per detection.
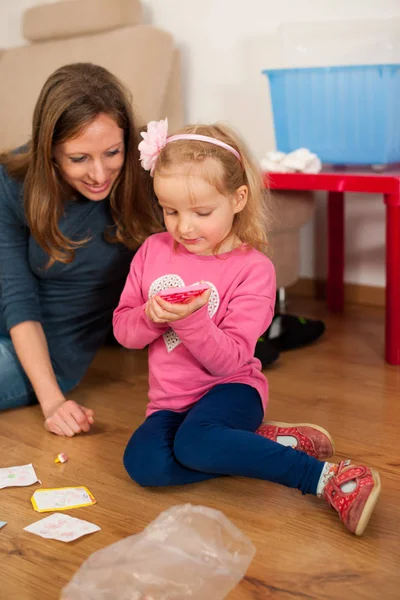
[
  {"xmin": 24, "ymin": 513, "xmax": 101, "ymax": 542},
  {"xmin": 0, "ymin": 464, "xmax": 40, "ymax": 489}
]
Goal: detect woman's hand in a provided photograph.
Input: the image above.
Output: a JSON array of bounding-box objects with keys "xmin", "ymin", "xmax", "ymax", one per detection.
[
  {"xmin": 10, "ymin": 321, "xmax": 94, "ymax": 437},
  {"xmin": 43, "ymin": 399, "xmax": 94, "ymax": 437},
  {"xmin": 145, "ymin": 288, "xmax": 211, "ymax": 324}
]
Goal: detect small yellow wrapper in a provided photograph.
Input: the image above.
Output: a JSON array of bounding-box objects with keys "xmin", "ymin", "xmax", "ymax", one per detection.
[{"xmin": 31, "ymin": 486, "xmax": 96, "ymax": 513}]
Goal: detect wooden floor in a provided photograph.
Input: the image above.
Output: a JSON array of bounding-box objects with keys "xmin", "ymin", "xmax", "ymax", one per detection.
[{"xmin": 1, "ymin": 298, "xmax": 399, "ymax": 599}]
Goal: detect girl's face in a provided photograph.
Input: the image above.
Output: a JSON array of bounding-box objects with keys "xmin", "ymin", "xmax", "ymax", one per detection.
[
  {"xmin": 154, "ymin": 161, "xmax": 247, "ymax": 256},
  {"xmin": 53, "ymin": 113, "xmax": 125, "ymax": 201}
]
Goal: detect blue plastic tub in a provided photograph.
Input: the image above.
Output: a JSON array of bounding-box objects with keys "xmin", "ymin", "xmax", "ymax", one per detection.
[{"xmin": 262, "ymin": 64, "xmax": 400, "ymax": 165}]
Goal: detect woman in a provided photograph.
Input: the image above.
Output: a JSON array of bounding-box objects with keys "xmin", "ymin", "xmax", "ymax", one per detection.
[{"xmin": 0, "ymin": 62, "xmax": 161, "ymax": 436}]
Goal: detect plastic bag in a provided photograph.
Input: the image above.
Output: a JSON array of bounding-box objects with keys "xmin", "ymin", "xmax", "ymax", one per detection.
[{"xmin": 61, "ymin": 504, "xmax": 255, "ymax": 599}]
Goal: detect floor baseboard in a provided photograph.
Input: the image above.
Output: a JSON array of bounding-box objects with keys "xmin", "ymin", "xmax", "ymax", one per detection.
[{"xmin": 288, "ymin": 277, "xmax": 384, "ymax": 307}]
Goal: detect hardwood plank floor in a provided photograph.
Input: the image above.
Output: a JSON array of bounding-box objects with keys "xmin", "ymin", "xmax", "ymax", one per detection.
[{"xmin": 1, "ymin": 299, "xmax": 399, "ymax": 599}]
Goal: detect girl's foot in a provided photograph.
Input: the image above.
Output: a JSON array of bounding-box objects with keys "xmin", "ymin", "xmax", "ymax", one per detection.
[
  {"xmin": 256, "ymin": 421, "xmax": 335, "ymax": 459},
  {"xmin": 322, "ymin": 460, "xmax": 381, "ymax": 536}
]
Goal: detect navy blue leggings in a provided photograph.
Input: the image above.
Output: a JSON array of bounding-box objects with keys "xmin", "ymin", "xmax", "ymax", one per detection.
[{"xmin": 124, "ymin": 383, "xmax": 324, "ymax": 495}]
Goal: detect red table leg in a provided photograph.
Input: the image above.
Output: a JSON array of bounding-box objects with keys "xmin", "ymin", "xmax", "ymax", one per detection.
[
  {"xmin": 327, "ymin": 191, "xmax": 345, "ymax": 312},
  {"xmin": 385, "ymin": 193, "xmax": 400, "ymax": 365}
]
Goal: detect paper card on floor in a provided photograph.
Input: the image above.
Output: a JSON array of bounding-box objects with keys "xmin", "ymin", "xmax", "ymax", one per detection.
[
  {"xmin": 0, "ymin": 464, "xmax": 40, "ymax": 489},
  {"xmin": 31, "ymin": 486, "xmax": 96, "ymax": 513},
  {"xmin": 0, "ymin": 521, "xmax": 7, "ymax": 529},
  {"xmin": 24, "ymin": 513, "xmax": 100, "ymax": 542}
]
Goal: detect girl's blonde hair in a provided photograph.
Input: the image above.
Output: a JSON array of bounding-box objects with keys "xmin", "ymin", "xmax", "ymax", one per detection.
[
  {"xmin": 154, "ymin": 123, "xmax": 270, "ymax": 253},
  {"xmin": 0, "ymin": 62, "xmax": 161, "ymax": 265}
]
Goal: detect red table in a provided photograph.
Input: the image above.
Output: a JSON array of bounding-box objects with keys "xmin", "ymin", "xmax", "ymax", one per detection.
[{"xmin": 264, "ymin": 167, "xmax": 400, "ymax": 365}]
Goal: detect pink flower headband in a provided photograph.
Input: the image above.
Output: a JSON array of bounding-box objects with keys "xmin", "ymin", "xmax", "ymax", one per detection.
[{"xmin": 138, "ymin": 118, "xmax": 242, "ymax": 176}]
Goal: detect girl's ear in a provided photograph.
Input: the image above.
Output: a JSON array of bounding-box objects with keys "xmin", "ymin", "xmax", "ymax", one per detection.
[{"xmin": 233, "ymin": 185, "xmax": 248, "ymax": 214}]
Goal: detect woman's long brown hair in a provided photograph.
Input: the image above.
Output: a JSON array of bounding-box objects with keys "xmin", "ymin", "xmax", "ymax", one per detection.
[{"xmin": 0, "ymin": 62, "xmax": 162, "ymax": 264}]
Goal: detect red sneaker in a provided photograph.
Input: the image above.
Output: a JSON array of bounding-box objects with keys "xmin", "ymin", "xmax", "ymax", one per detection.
[
  {"xmin": 256, "ymin": 421, "xmax": 335, "ymax": 459},
  {"xmin": 323, "ymin": 460, "xmax": 381, "ymax": 535}
]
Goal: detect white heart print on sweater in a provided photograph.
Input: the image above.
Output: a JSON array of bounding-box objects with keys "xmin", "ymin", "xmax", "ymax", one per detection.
[{"xmin": 148, "ymin": 275, "xmax": 220, "ymax": 352}]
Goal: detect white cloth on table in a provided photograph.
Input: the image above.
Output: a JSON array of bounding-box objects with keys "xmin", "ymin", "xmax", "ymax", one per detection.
[{"xmin": 261, "ymin": 148, "xmax": 322, "ymax": 173}]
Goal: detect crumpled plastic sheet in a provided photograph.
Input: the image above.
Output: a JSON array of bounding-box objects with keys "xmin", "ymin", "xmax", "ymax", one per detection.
[{"xmin": 61, "ymin": 504, "xmax": 256, "ymax": 599}]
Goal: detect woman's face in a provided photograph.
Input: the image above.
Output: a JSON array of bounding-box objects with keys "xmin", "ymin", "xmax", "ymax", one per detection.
[{"xmin": 53, "ymin": 113, "xmax": 125, "ymax": 201}]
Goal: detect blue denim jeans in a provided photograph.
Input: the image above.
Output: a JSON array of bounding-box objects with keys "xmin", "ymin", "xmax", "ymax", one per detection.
[{"xmin": 0, "ymin": 335, "xmax": 79, "ymax": 411}]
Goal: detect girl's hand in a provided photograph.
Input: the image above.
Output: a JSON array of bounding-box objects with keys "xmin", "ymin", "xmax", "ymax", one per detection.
[
  {"xmin": 145, "ymin": 288, "xmax": 211, "ymax": 323},
  {"xmin": 43, "ymin": 399, "xmax": 94, "ymax": 437}
]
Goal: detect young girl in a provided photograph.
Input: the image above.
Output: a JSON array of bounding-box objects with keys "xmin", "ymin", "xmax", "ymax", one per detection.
[{"xmin": 113, "ymin": 119, "xmax": 381, "ymax": 536}]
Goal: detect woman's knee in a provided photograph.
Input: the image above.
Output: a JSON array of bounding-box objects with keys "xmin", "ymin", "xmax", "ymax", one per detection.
[{"xmin": 0, "ymin": 339, "xmax": 35, "ymax": 410}]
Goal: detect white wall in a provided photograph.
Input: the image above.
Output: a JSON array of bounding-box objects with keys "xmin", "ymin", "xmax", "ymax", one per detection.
[
  {"xmin": 0, "ymin": 0, "xmax": 57, "ymax": 47},
  {"xmin": 2, "ymin": 0, "xmax": 399, "ymax": 288},
  {"xmin": 141, "ymin": 0, "xmax": 400, "ymax": 289}
]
